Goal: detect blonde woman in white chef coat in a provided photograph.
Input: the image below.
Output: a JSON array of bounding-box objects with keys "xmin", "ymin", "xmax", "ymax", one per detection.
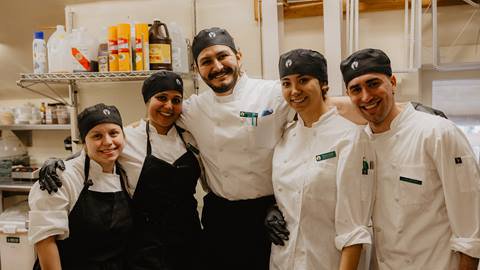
[{"xmin": 266, "ymin": 49, "xmax": 374, "ymax": 270}]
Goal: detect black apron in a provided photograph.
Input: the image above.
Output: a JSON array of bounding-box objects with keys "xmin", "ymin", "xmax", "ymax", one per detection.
[
  {"xmin": 34, "ymin": 155, "xmax": 133, "ymax": 270},
  {"xmin": 129, "ymin": 123, "xmax": 202, "ymax": 270}
]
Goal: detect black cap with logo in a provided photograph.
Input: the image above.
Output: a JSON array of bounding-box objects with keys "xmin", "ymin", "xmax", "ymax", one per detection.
[
  {"xmin": 192, "ymin": 27, "xmax": 237, "ymax": 62},
  {"xmin": 279, "ymin": 49, "xmax": 328, "ymax": 83},
  {"xmin": 142, "ymin": 71, "xmax": 184, "ymax": 103},
  {"xmin": 340, "ymin": 48, "xmax": 392, "ymax": 87},
  {"xmin": 78, "ymin": 103, "xmax": 123, "ymax": 142}
]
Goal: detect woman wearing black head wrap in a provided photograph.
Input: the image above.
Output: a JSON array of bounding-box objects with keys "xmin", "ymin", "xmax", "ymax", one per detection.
[
  {"xmin": 29, "ymin": 103, "xmax": 133, "ymax": 270},
  {"xmin": 266, "ymin": 49, "xmax": 374, "ymax": 270}
]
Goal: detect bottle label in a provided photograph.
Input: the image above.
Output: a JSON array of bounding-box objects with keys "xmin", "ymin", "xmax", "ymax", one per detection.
[
  {"xmin": 71, "ymin": 48, "xmax": 91, "ymax": 71},
  {"xmin": 118, "ymin": 38, "xmax": 129, "ymax": 53},
  {"xmin": 108, "ymin": 40, "xmax": 118, "ymax": 54},
  {"xmin": 149, "ymin": 44, "xmax": 171, "ymax": 64}
]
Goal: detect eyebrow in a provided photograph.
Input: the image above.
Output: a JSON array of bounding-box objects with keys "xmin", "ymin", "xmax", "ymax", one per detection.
[{"xmin": 199, "ymin": 50, "xmax": 230, "ymax": 62}]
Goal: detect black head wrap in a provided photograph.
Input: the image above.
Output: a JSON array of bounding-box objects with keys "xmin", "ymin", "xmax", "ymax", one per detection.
[
  {"xmin": 78, "ymin": 103, "xmax": 123, "ymax": 142},
  {"xmin": 279, "ymin": 49, "xmax": 328, "ymax": 83},
  {"xmin": 340, "ymin": 48, "xmax": 392, "ymax": 87},
  {"xmin": 192, "ymin": 27, "xmax": 237, "ymax": 62},
  {"xmin": 142, "ymin": 71, "xmax": 183, "ymax": 103}
]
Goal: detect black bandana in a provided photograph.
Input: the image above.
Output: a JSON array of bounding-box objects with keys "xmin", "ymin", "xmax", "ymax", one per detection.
[
  {"xmin": 192, "ymin": 27, "xmax": 237, "ymax": 62},
  {"xmin": 340, "ymin": 48, "xmax": 392, "ymax": 87},
  {"xmin": 279, "ymin": 49, "xmax": 328, "ymax": 83},
  {"xmin": 142, "ymin": 71, "xmax": 183, "ymax": 103},
  {"xmin": 78, "ymin": 103, "xmax": 123, "ymax": 142}
]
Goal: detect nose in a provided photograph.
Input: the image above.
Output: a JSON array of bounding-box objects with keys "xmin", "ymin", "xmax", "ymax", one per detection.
[
  {"xmin": 164, "ymin": 100, "xmax": 173, "ymax": 110},
  {"xmin": 102, "ymin": 134, "xmax": 113, "ymax": 145},
  {"xmin": 359, "ymin": 88, "xmax": 373, "ymax": 103},
  {"xmin": 212, "ymin": 59, "xmax": 223, "ymax": 72},
  {"xmin": 290, "ymin": 82, "xmax": 301, "ymax": 96}
]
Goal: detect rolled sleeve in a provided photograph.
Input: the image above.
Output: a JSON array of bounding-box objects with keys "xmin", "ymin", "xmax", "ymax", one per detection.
[
  {"xmin": 28, "ymin": 180, "xmax": 72, "ymax": 244},
  {"xmin": 451, "ymin": 238, "xmax": 480, "ymax": 258},
  {"xmin": 28, "ymin": 210, "xmax": 69, "ymax": 244},
  {"xmin": 335, "ymin": 225, "xmax": 372, "ymax": 250}
]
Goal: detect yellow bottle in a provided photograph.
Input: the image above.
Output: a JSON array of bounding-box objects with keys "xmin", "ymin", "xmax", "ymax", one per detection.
[
  {"xmin": 108, "ymin": 26, "xmax": 119, "ymax": 72},
  {"xmin": 134, "ymin": 23, "xmax": 149, "ymax": 71},
  {"xmin": 117, "ymin": 23, "xmax": 131, "ymax": 71}
]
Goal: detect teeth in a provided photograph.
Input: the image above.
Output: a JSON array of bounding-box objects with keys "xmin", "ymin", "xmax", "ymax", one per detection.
[
  {"xmin": 363, "ymin": 101, "xmax": 379, "ymax": 110},
  {"xmin": 291, "ymin": 97, "xmax": 306, "ymax": 103},
  {"xmin": 160, "ymin": 112, "xmax": 173, "ymax": 117}
]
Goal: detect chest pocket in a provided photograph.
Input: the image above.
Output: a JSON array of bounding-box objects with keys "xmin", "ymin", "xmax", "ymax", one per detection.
[
  {"xmin": 395, "ymin": 164, "xmax": 434, "ymax": 205},
  {"xmin": 248, "ymin": 113, "xmax": 279, "ymax": 149},
  {"xmin": 307, "ymin": 158, "xmax": 337, "ymax": 202}
]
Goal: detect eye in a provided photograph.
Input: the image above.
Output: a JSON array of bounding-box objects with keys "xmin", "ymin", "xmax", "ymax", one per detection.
[
  {"xmin": 157, "ymin": 95, "xmax": 168, "ymax": 102},
  {"xmin": 367, "ymin": 80, "xmax": 380, "ymax": 88},
  {"xmin": 109, "ymin": 130, "xmax": 120, "ymax": 137},
  {"xmin": 172, "ymin": 97, "xmax": 183, "ymax": 105},
  {"xmin": 281, "ymin": 81, "xmax": 291, "ymax": 88},
  {"xmin": 91, "ymin": 133, "xmax": 102, "ymax": 140},
  {"xmin": 349, "ymin": 86, "xmax": 361, "ymax": 95},
  {"xmin": 298, "ymin": 77, "xmax": 310, "ymax": 85},
  {"xmin": 218, "ymin": 53, "xmax": 228, "ymax": 60},
  {"xmin": 200, "ymin": 59, "xmax": 211, "ymax": 66}
]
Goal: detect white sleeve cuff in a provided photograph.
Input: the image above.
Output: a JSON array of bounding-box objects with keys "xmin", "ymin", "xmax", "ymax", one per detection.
[
  {"xmin": 28, "ymin": 210, "xmax": 69, "ymax": 244},
  {"xmin": 335, "ymin": 225, "xmax": 372, "ymax": 251},
  {"xmin": 451, "ymin": 237, "xmax": 480, "ymax": 258}
]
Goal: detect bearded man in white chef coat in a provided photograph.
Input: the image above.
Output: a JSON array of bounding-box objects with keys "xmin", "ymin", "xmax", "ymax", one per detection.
[{"xmin": 341, "ymin": 48, "xmax": 480, "ymax": 270}]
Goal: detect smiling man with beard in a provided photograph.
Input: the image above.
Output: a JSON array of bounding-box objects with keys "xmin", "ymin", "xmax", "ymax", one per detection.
[
  {"xmin": 341, "ymin": 48, "xmax": 480, "ymax": 270},
  {"xmin": 176, "ymin": 27, "xmax": 292, "ymax": 270}
]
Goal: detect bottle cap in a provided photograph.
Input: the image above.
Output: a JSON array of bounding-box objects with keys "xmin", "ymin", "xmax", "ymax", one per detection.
[{"xmin": 34, "ymin": 31, "xmax": 44, "ymax": 39}]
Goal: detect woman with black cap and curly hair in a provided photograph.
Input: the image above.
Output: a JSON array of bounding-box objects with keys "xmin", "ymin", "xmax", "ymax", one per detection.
[
  {"xmin": 29, "ymin": 103, "xmax": 133, "ymax": 270},
  {"xmin": 265, "ymin": 49, "xmax": 375, "ymax": 270}
]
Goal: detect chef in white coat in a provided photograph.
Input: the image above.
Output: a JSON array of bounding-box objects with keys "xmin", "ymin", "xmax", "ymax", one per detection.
[
  {"xmin": 268, "ymin": 49, "xmax": 374, "ymax": 270},
  {"xmin": 341, "ymin": 48, "xmax": 480, "ymax": 270},
  {"xmin": 180, "ymin": 27, "xmax": 292, "ymax": 269},
  {"xmin": 29, "ymin": 103, "xmax": 133, "ymax": 270}
]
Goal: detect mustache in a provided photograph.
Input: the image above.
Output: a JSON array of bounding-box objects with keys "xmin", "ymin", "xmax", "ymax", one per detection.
[{"xmin": 208, "ymin": 67, "xmax": 233, "ymax": 80}]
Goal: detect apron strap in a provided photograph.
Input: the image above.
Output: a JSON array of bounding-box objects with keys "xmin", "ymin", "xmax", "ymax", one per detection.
[
  {"xmin": 83, "ymin": 155, "xmax": 94, "ymax": 188},
  {"xmin": 145, "ymin": 120, "xmax": 153, "ymax": 156},
  {"xmin": 174, "ymin": 124, "xmax": 188, "ymax": 148}
]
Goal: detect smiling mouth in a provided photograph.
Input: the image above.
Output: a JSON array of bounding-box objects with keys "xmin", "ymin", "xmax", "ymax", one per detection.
[
  {"xmin": 159, "ymin": 111, "xmax": 173, "ymax": 117},
  {"xmin": 99, "ymin": 148, "xmax": 117, "ymax": 155},
  {"xmin": 361, "ymin": 100, "xmax": 380, "ymax": 111},
  {"xmin": 209, "ymin": 68, "xmax": 232, "ymax": 81},
  {"xmin": 290, "ymin": 96, "xmax": 307, "ymax": 104}
]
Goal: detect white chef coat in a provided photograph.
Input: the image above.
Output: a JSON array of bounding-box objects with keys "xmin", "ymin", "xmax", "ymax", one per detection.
[
  {"xmin": 179, "ymin": 74, "xmax": 291, "ymax": 200},
  {"xmin": 367, "ymin": 103, "xmax": 480, "ymax": 270},
  {"xmin": 28, "ymin": 151, "xmax": 122, "ymax": 244},
  {"xmin": 120, "ymin": 119, "xmax": 189, "ymax": 195},
  {"xmin": 270, "ymin": 108, "xmax": 374, "ymax": 270}
]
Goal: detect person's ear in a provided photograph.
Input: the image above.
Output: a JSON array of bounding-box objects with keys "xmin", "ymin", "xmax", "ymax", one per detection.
[{"xmin": 235, "ymin": 50, "xmax": 243, "ymax": 62}]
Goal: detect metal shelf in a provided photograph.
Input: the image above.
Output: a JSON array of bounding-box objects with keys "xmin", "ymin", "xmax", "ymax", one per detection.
[
  {"xmin": 18, "ymin": 70, "xmax": 193, "ymax": 84},
  {"xmin": 0, "ymin": 179, "xmax": 34, "ymax": 192},
  {"xmin": 0, "ymin": 124, "xmax": 71, "ymax": 130}
]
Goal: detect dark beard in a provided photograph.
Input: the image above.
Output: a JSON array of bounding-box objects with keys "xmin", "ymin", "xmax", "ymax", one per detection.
[{"xmin": 203, "ymin": 67, "xmax": 240, "ymax": 94}]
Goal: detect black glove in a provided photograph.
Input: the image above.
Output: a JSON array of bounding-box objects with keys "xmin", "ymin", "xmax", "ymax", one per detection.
[
  {"xmin": 265, "ymin": 205, "xmax": 290, "ymax": 246},
  {"xmin": 412, "ymin": 102, "xmax": 448, "ymax": 119},
  {"xmin": 39, "ymin": 158, "xmax": 65, "ymax": 194}
]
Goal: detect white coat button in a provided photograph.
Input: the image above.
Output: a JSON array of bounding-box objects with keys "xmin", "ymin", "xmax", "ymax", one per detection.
[
  {"xmin": 313, "ymin": 131, "xmax": 317, "ymax": 136},
  {"xmin": 376, "ymin": 227, "xmax": 382, "ymax": 233},
  {"xmin": 223, "ymin": 172, "xmax": 228, "ymax": 178},
  {"xmin": 395, "ymin": 198, "xmax": 400, "ymax": 203},
  {"xmin": 398, "ymin": 229, "xmax": 403, "ymax": 234},
  {"xmin": 243, "ymin": 147, "xmax": 248, "ymax": 152},
  {"xmin": 293, "ymin": 133, "xmax": 296, "ymax": 137},
  {"xmin": 405, "ymin": 259, "xmax": 412, "ymax": 264},
  {"xmin": 278, "ymin": 187, "xmax": 282, "ymax": 192},
  {"xmin": 284, "ymin": 160, "xmax": 287, "ymax": 163},
  {"xmin": 379, "ymin": 258, "xmax": 385, "ymax": 263},
  {"xmin": 219, "ymin": 148, "xmax": 223, "ymax": 152}
]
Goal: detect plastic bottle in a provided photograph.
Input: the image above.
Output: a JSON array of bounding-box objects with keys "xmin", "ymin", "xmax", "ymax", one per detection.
[
  {"xmin": 108, "ymin": 26, "xmax": 119, "ymax": 72},
  {"xmin": 47, "ymin": 25, "xmax": 72, "ymax": 73},
  {"xmin": 70, "ymin": 27, "xmax": 98, "ymax": 72},
  {"xmin": 169, "ymin": 22, "xmax": 189, "ymax": 74},
  {"xmin": 149, "ymin": 20, "xmax": 172, "ymax": 70},
  {"xmin": 39, "ymin": 102, "xmax": 46, "ymax": 124},
  {"xmin": 33, "ymin": 31, "xmax": 47, "ymax": 74}
]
